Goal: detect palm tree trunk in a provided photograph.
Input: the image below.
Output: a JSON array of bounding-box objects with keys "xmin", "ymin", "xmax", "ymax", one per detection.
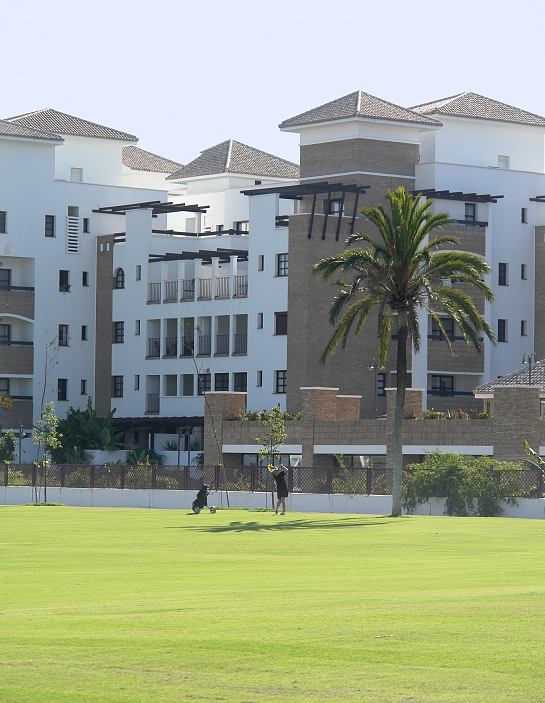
[{"xmin": 392, "ymin": 309, "xmax": 408, "ymax": 516}]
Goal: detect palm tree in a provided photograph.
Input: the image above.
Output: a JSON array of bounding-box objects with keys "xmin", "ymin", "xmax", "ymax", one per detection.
[{"xmin": 312, "ymin": 186, "xmax": 496, "ymax": 516}]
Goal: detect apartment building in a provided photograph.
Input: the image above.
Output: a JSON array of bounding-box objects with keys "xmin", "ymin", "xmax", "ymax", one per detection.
[{"xmin": 241, "ymin": 91, "xmax": 545, "ymax": 419}]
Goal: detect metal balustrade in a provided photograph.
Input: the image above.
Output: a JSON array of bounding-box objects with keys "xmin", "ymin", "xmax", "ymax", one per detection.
[
  {"xmin": 147, "ymin": 282, "xmax": 161, "ymax": 303},
  {"xmin": 233, "ymin": 333, "xmax": 247, "ymax": 354},
  {"xmin": 215, "ymin": 277, "xmax": 230, "ymax": 299},
  {"xmin": 215, "ymin": 334, "xmax": 229, "ymax": 355},
  {"xmin": 181, "ymin": 279, "xmax": 195, "ymax": 301},
  {"xmin": 180, "ymin": 336, "xmax": 194, "ymax": 356},
  {"xmin": 233, "ymin": 275, "xmax": 248, "ymax": 297},
  {"xmin": 147, "ymin": 338, "xmax": 160, "ymax": 357},
  {"xmin": 163, "ymin": 281, "xmax": 178, "ymax": 302},
  {"xmin": 198, "ymin": 278, "xmax": 212, "ymax": 300},
  {"xmin": 146, "ymin": 393, "xmax": 160, "ymax": 414},
  {"xmin": 164, "ymin": 337, "xmax": 177, "ymax": 357},
  {"xmin": 197, "ymin": 334, "xmax": 211, "ymax": 355}
]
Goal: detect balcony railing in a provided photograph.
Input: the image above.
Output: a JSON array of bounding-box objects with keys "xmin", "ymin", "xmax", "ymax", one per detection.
[
  {"xmin": 181, "ymin": 279, "xmax": 195, "ymax": 301},
  {"xmin": 275, "ymin": 215, "xmax": 289, "ymax": 228},
  {"xmin": 0, "ymin": 340, "xmax": 33, "ymax": 346},
  {"xmin": 197, "ymin": 334, "xmax": 211, "ymax": 356},
  {"xmin": 164, "ymin": 337, "xmax": 177, "ymax": 357},
  {"xmin": 233, "ymin": 333, "xmax": 247, "ymax": 354},
  {"xmin": 454, "ymin": 219, "xmax": 488, "ymax": 227},
  {"xmin": 147, "ymin": 337, "xmax": 160, "ymax": 357},
  {"xmin": 233, "ymin": 275, "xmax": 248, "ymax": 297},
  {"xmin": 163, "ymin": 281, "xmax": 178, "ymax": 303},
  {"xmin": 215, "ymin": 277, "xmax": 230, "ymax": 299},
  {"xmin": 147, "ymin": 282, "xmax": 161, "ymax": 303},
  {"xmin": 0, "ymin": 285, "xmax": 35, "ymax": 292},
  {"xmin": 147, "ymin": 393, "xmax": 160, "ymax": 414},
  {"xmin": 198, "ymin": 278, "xmax": 212, "ymax": 300},
  {"xmin": 180, "ymin": 336, "xmax": 194, "ymax": 356},
  {"xmin": 215, "ymin": 334, "xmax": 229, "ymax": 355}
]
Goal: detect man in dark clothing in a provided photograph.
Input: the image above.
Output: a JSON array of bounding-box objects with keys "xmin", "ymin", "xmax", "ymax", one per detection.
[{"xmin": 271, "ymin": 466, "xmax": 288, "ymax": 515}]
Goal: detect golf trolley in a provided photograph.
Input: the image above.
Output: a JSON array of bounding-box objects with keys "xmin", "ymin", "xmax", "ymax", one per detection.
[{"xmin": 192, "ymin": 484, "xmax": 217, "ymax": 514}]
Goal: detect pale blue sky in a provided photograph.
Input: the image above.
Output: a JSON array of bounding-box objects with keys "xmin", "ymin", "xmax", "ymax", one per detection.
[{"xmin": 0, "ymin": 0, "xmax": 543, "ymax": 166}]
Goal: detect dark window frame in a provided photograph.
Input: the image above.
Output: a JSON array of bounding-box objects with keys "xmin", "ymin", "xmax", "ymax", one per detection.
[
  {"xmin": 58, "ymin": 378, "xmax": 68, "ymax": 401},
  {"xmin": 58, "ymin": 324, "xmax": 69, "ymax": 347},
  {"xmin": 464, "ymin": 203, "xmax": 476, "ymax": 222},
  {"xmin": 431, "ymin": 375, "xmax": 454, "ymax": 397},
  {"xmin": 82, "ymin": 271, "xmax": 89, "ymax": 286},
  {"xmin": 275, "ymin": 370, "xmax": 287, "ymax": 394},
  {"xmin": 198, "ymin": 373, "xmax": 211, "ymax": 396},
  {"xmin": 80, "ymin": 379, "xmax": 87, "ymax": 395},
  {"xmin": 81, "ymin": 325, "xmax": 88, "ymax": 341},
  {"xmin": 0, "ymin": 211, "xmax": 6, "ymax": 234},
  {"xmin": 275, "ymin": 311, "xmax": 288, "ymax": 336},
  {"xmin": 277, "ymin": 253, "xmax": 288, "ymax": 277},
  {"xmin": 521, "ymin": 320, "xmax": 527, "ymax": 337},
  {"xmin": 521, "ymin": 264, "xmax": 527, "ymax": 280},
  {"xmin": 234, "ymin": 372, "xmax": 247, "ymax": 393},
  {"xmin": 113, "ymin": 321, "xmax": 124, "ymax": 344},
  {"xmin": 45, "ymin": 214, "xmax": 55, "ymax": 237},
  {"xmin": 215, "ymin": 373, "xmax": 229, "ymax": 392},
  {"xmin": 498, "ymin": 262, "xmax": 508, "ymax": 286},
  {"xmin": 377, "ymin": 372, "xmax": 386, "ymax": 396},
  {"xmin": 113, "ymin": 375, "xmax": 124, "ymax": 398},
  {"xmin": 114, "ymin": 268, "xmax": 125, "ymax": 289},
  {"xmin": 498, "ymin": 319, "xmax": 507, "ymax": 343}
]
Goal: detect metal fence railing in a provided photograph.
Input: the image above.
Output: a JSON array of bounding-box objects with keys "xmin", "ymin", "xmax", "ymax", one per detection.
[{"xmin": 3, "ymin": 465, "xmax": 543, "ymax": 498}]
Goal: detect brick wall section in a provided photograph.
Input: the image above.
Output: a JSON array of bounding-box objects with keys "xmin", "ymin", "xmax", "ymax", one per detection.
[
  {"xmin": 0, "ymin": 399, "xmax": 32, "ymax": 430},
  {"xmin": 336, "ymin": 395, "xmax": 361, "ymax": 420},
  {"xmin": 426, "ymin": 396, "xmax": 484, "ymax": 414},
  {"xmin": 402, "ymin": 420, "xmax": 493, "ymax": 446},
  {"xmin": 204, "ymin": 392, "xmax": 247, "ymax": 465},
  {"xmin": 300, "ymin": 139, "xmax": 418, "ymax": 179},
  {"xmin": 95, "ymin": 235, "xmax": 114, "ymax": 418},
  {"xmin": 314, "ymin": 419, "xmax": 387, "ymax": 445},
  {"xmin": 0, "ymin": 346, "xmax": 33, "ymax": 375},
  {"xmin": 493, "ymin": 386, "xmax": 541, "ymax": 461},
  {"xmin": 386, "ymin": 388, "xmax": 423, "ymax": 465},
  {"xmin": 435, "ymin": 224, "xmax": 486, "ymax": 256},
  {"xmin": 300, "ymin": 388, "xmax": 337, "ymax": 466},
  {"xmin": 427, "ymin": 341, "xmax": 484, "ymax": 373},
  {"xmin": 0, "ymin": 290, "xmax": 34, "ymax": 319},
  {"xmin": 222, "ymin": 421, "xmax": 303, "ymax": 446},
  {"xmin": 535, "ymin": 226, "xmax": 545, "ymax": 359}
]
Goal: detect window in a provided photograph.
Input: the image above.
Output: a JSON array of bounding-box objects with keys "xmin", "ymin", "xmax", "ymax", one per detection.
[
  {"xmin": 377, "ymin": 372, "xmax": 386, "ymax": 396},
  {"xmin": 58, "ymin": 379, "xmax": 68, "ymax": 401},
  {"xmin": 329, "ymin": 199, "xmax": 344, "ymax": 215},
  {"xmin": 59, "ymin": 270, "xmax": 70, "ymax": 292},
  {"xmin": 234, "ymin": 372, "xmax": 247, "ymax": 392},
  {"xmin": 521, "ymin": 320, "xmax": 527, "ymax": 337},
  {"xmin": 135, "ymin": 320, "xmax": 141, "ymax": 335},
  {"xmin": 82, "ymin": 271, "xmax": 89, "ymax": 286},
  {"xmin": 275, "ymin": 311, "xmax": 288, "ymax": 335},
  {"xmin": 83, "ymin": 218, "xmax": 90, "ymax": 233},
  {"xmin": 114, "ymin": 268, "xmax": 125, "ymax": 289},
  {"xmin": 431, "ymin": 375, "xmax": 454, "ymax": 397},
  {"xmin": 257, "ymin": 312, "xmax": 263, "ymax": 329},
  {"xmin": 81, "ymin": 380, "xmax": 87, "ymax": 395},
  {"xmin": 431, "ymin": 317, "xmax": 454, "ymax": 341},
  {"xmin": 113, "ymin": 375, "xmax": 124, "ymax": 398},
  {"xmin": 70, "ymin": 168, "xmax": 83, "ymax": 182},
  {"xmin": 522, "ymin": 208, "xmax": 528, "ymax": 224},
  {"xmin": 114, "ymin": 321, "xmax": 124, "ymax": 343},
  {"xmin": 258, "ymin": 255, "xmax": 264, "ymax": 271},
  {"xmin": 182, "ymin": 374, "xmax": 194, "ymax": 396},
  {"xmin": 134, "ymin": 375, "xmax": 140, "ymax": 390},
  {"xmin": 464, "ymin": 203, "xmax": 476, "ymax": 222},
  {"xmin": 0, "ymin": 324, "xmax": 10, "ymax": 344},
  {"xmin": 81, "ymin": 325, "xmax": 88, "ymax": 341},
  {"xmin": 257, "ymin": 370, "xmax": 262, "ymax": 387},
  {"xmin": 0, "ymin": 211, "xmax": 6, "ymax": 233},
  {"xmin": 275, "ymin": 370, "xmax": 287, "ymax": 394},
  {"xmin": 521, "ymin": 264, "xmax": 528, "ymax": 280},
  {"xmin": 45, "ymin": 215, "xmax": 55, "ymax": 237},
  {"xmin": 277, "ymin": 253, "xmax": 288, "ymax": 277},
  {"xmin": 135, "ymin": 265, "xmax": 141, "ymax": 281},
  {"xmin": 234, "ymin": 220, "xmax": 249, "ymax": 232},
  {"xmin": 198, "ymin": 373, "xmax": 211, "ymax": 395},
  {"xmin": 0, "ymin": 269, "xmax": 11, "ymax": 290},
  {"xmin": 498, "ymin": 263, "xmax": 508, "ymax": 286},
  {"xmin": 254, "ymin": 180, "xmax": 261, "ymax": 185},
  {"xmin": 498, "ymin": 319, "xmax": 507, "ymax": 342},
  {"xmin": 0, "ymin": 378, "xmax": 9, "ymax": 395},
  {"xmin": 58, "ymin": 324, "xmax": 69, "ymax": 347},
  {"xmin": 215, "ymin": 373, "xmax": 229, "ymax": 391},
  {"xmin": 498, "ymin": 155, "xmax": 510, "ymax": 169},
  {"xmin": 68, "ymin": 206, "xmax": 79, "ymax": 217},
  {"xmin": 216, "ymin": 225, "xmax": 224, "ymax": 232}
]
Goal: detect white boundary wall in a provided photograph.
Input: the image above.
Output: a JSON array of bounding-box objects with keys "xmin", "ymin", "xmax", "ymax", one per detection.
[{"xmin": 2, "ymin": 487, "xmax": 545, "ymax": 519}]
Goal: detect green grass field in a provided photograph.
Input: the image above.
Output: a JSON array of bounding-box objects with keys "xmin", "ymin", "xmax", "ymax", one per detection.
[{"xmin": 1, "ymin": 506, "xmax": 545, "ymax": 702}]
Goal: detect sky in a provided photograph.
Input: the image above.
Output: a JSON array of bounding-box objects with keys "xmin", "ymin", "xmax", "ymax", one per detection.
[{"xmin": 0, "ymin": 0, "xmax": 544, "ymax": 166}]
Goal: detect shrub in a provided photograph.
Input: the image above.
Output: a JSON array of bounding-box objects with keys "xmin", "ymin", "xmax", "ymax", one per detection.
[{"xmin": 403, "ymin": 452, "xmax": 522, "ymax": 517}]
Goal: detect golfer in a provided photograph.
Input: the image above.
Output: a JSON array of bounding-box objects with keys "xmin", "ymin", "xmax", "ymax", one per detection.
[{"xmin": 272, "ymin": 465, "xmax": 288, "ymax": 515}]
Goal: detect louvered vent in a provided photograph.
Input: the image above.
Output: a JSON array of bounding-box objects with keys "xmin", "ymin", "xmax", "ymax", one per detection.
[{"xmin": 65, "ymin": 216, "xmax": 81, "ymax": 253}]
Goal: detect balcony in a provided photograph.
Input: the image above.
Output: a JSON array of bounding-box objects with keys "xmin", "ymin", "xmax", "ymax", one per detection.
[
  {"xmin": 146, "ymin": 393, "xmax": 160, "ymax": 414},
  {"xmin": 215, "ymin": 334, "xmax": 229, "ymax": 356},
  {"xmin": 233, "ymin": 275, "xmax": 248, "ymax": 298},
  {"xmin": 180, "ymin": 336, "xmax": 194, "ymax": 357},
  {"xmin": 147, "ymin": 338, "xmax": 160, "ymax": 358},
  {"xmin": 164, "ymin": 337, "xmax": 177, "ymax": 357},
  {"xmin": 181, "ymin": 279, "xmax": 195, "ymax": 301},
  {"xmin": 233, "ymin": 333, "xmax": 247, "ymax": 354},
  {"xmin": 197, "ymin": 334, "xmax": 211, "ymax": 356},
  {"xmin": 147, "ymin": 283, "xmax": 161, "ymax": 303},
  {"xmin": 198, "ymin": 279, "xmax": 212, "ymax": 300},
  {"xmin": 0, "ymin": 288, "xmax": 35, "ymax": 319},
  {"xmin": 215, "ymin": 277, "xmax": 230, "ymax": 299},
  {"xmin": 0, "ymin": 345, "xmax": 34, "ymax": 375},
  {"xmin": 163, "ymin": 281, "xmax": 178, "ymax": 303}
]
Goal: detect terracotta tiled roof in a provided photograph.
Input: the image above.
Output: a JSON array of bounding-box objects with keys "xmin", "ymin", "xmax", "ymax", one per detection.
[
  {"xmin": 474, "ymin": 361, "xmax": 545, "ymax": 394},
  {"xmin": 4, "ymin": 108, "xmax": 138, "ymax": 141},
  {"xmin": 167, "ymin": 139, "xmax": 299, "ymax": 180},
  {"xmin": 279, "ymin": 91, "xmax": 442, "ymax": 129},
  {"xmin": 411, "ymin": 92, "xmax": 545, "ymax": 127},
  {"xmin": 122, "ymin": 146, "xmax": 181, "ymax": 174},
  {"xmin": 0, "ymin": 119, "xmax": 63, "ymax": 142}
]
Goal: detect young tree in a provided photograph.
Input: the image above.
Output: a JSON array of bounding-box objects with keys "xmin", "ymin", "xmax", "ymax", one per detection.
[
  {"xmin": 0, "ymin": 429, "xmax": 17, "ymax": 464},
  {"xmin": 256, "ymin": 405, "xmax": 287, "ymax": 509},
  {"xmin": 32, "ymin": 401, "xmax": 62, "ymax": 503},
  {"xmin": 313, "ymin": 187, "xmax": 496, "ymax": 516}
]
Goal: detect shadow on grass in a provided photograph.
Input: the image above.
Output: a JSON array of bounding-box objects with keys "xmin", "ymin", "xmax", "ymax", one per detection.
[{"xmin": 169, "ymin": 516, "xmax": 393, "ymax": 533}]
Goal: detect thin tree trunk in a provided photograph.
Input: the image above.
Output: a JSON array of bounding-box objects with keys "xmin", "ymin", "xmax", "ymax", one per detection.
[{"xmin": 391, "ymin": 309, "xmax": 408, "ymax": 516}]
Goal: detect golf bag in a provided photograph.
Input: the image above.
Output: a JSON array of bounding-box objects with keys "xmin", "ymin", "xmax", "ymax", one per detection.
[{"xmin": 192, "ymin": 484, "xmax": 217, "ymax": 514}]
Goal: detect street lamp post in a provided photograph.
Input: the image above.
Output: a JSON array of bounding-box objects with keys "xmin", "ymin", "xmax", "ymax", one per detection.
[
  {"xmin": 522, "ymin": 352, "xmax": 538, "ymax": 385},
  {"xmin": 368, "ymin": 358, "xmax": 379, "ymax": 418},
  {"xmin": 18, "ymin": 424, "xmax": 25, "ymax": 464}
]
